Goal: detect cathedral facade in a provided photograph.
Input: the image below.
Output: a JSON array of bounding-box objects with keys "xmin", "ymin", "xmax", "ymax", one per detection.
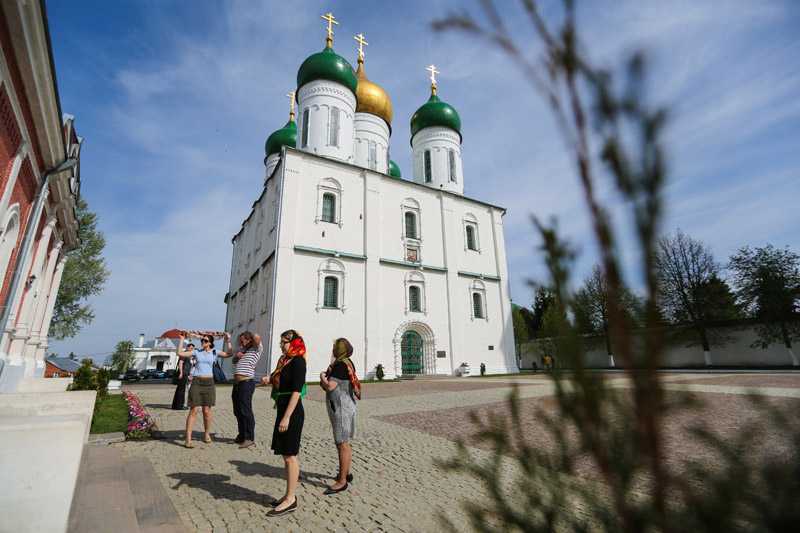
[{"xmin": 222, "ymin": 27, "xmax": 517, "ymax": 380}]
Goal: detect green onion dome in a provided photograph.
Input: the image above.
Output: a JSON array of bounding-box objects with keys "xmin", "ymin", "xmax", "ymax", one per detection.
[
  {"xmin": 296, "ymin": 44, "xmax": 358, "ymax": 95},
  {"xmin": 389, "ymin": 160, "xmax": 401, "ymax": 179},
  {"xmin": 265, "ymin": 119, "xmax": 297, "ymax": 157},
  {"xmin": 410, "ymin": 92, "xmax": 461, "ymax": 141}
]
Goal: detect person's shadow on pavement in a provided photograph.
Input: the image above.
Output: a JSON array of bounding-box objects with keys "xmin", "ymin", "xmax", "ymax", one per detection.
[
  {"xmin": 229, "ymin": 460, "xmax": 330, "ymax": 488},
  {"xmin": 167, "ymin": 472, "xmax": 274, "ymax": 506}
]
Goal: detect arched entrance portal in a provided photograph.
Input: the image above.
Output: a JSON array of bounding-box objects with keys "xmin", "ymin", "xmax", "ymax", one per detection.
[
  {"xmin": 393, "ymin": 321, "xmax": 437, "ymax": 377},
  {"xmin": 401, "ymin": 331, "xmax": 423, "ymax": 375}
]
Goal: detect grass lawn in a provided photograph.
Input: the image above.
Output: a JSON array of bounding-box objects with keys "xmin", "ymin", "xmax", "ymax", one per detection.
[{"xmin": 90, "ymin": 394, "xmax": 128, "ymax": 434}]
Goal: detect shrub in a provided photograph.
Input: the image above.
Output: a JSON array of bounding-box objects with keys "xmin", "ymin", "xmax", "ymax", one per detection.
[
  {"xmin": 123, "ymin": 391, "xmax": 156, "ymax": 439},
  {"xmin": 96, "ymin": 368, "xmax": 110, "ymax": 398},
  {"xmin": 480, "ymin": 362, "xmax": 486, "ymax": 375},
  {"xmin": 375, "ymin": 363, "xmax": 385, "ymax": 381},
  {"xmin": 70, "ymin": 359, "xmax": 96, "ymax": 391}
]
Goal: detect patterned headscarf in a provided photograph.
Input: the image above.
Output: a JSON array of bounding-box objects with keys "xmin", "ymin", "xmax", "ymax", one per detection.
[
  {"xmin": 269, "ymin": 330, "xmax": 306, "ymax": 390},
  {"xmin": 324, "ymin": 338, "xmax": 361, "ymax": 400}
]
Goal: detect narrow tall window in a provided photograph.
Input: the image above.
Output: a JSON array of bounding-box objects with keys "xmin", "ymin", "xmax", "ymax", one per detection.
[
  {"xmin": 473, "ymin": 292, "xmax": 484, "ymax": 318},
  {"xmin": 369, "ymin": 141, "xmax": 377, "ymax": 170},
  {"xmin": 466, "ymin": 225, "xmax": 477, "ymax": 251},
  {"xmin": 409, "ymin": 286, "xmax": 421, "ymax": 312},
  {"xmin": 405, "ymin": 211, "xmax": 417, "ymax": 239},
  {"xmin": 448, "ymin": 149, "xmax": 457, "ymax": 182},
  {"xmin": 301, "ymin": 109, "xmax": 309, "ymax": 148},
  {"xmin": 322, "ymin": 193, "xmax": 336, "ymax": 223},
  {"xmin": 324, "ymin": 276, "xmax": 339, "ymax": 308},
  {"xmin": 424, "ymin": 150, "xmax": 432, "ymax": 183},
  {"xmin": 329, "ymin": 107, "xmax": 340, "ymax": 147}
]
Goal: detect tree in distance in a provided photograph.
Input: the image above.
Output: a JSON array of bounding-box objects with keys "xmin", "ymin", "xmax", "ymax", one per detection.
[
  {"xmin": 49, "ymin": 199, "xmax": 110, "ymax": 340},
  {"xmin": 573, "ymin": 263, "xmax": 640, "ymax": 367},
  {"xmin": 110, "ymin": 340, "xmax": 135, "ymax": 376},
  {"xmin": 655, "ymin": 229, "xmax": 741, "ymax": 364},
  {"xmin": 728, "ymin": 244, "xmax": 800, "ymax": 365}
]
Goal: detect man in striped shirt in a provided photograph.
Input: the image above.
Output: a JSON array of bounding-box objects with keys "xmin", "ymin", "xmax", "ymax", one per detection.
[{"xmin": 229, "ymin": 331, "xmax": 262, "ymax": 448}]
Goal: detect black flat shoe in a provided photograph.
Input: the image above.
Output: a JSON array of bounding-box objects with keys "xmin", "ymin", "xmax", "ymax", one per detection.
[
  {"xmin": 268, "ymin": 497, "xmax": 285, "ymax": 508},
  {"xmin": 266, "ymin": 498, "xmax": 296, "ymax": 516},
  {"xmin": 346, "ymin": 473, "xmax": 353, "ymax": 483},
  {"xmin": 323, "ymin": 483, "xmax": 348, "ymax": 495}
]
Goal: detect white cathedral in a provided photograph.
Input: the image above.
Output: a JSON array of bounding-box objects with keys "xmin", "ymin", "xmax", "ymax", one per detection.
[{"xmin": 221, "ymin": 21, "xmax": 518, "ymax": 380}]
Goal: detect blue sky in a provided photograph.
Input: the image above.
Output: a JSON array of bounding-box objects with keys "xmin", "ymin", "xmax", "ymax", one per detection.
[{"xmin": 44, "ymin": 0, "xmax": 800, "ymax": 361}]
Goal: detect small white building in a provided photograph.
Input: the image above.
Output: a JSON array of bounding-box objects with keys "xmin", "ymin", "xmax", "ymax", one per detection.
[
  {"xmin": 126, "ymin": 329, "xmax": 182, "ymax": 372},
  {"xmin": 223, "ymin": 29, "xmax": 517, "ymax": 380}
]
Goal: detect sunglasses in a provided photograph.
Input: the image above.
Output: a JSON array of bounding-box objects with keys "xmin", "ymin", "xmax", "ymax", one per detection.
[
  {"xmin": 279, "ymin": 340, "xmax": 289, "ymax": 345},
  {"xmin": 201, "ymin": 339, "xmax": 211, "ymax": 343}
]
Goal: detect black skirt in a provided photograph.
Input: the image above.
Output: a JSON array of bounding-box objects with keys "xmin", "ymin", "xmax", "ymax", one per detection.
[{"xmin": 271, "ymin": 395, "xmax": 304, "ymax": 456}]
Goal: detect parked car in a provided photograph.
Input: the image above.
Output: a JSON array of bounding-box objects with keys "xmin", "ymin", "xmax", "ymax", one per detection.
[
  {"xmin": 164, "ymin": 369, "xmax": 177, "ymax": 380},
  {"xmin": 143, "ymin": 369, "xmax": 160, "ymax": 379},
  {"xmin": 122, "ymin": 369, "xmax": 140, "ymax": 381}
]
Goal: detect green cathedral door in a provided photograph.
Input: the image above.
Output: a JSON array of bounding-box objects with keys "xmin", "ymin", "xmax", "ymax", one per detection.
[{"xmin": 401, "ymin": 331, "xmax": 423, "ymax": 375}]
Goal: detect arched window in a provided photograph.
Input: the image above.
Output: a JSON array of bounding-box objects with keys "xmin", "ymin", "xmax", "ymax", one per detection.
[
  {"xmin": 424, "ymin": 150, "xmax": 432, "ymax": 183},
  {"xmin": 448, "ymin": 149, "xmax": 457, "ymax": 182},
  {"xmin": 329, "ymin": 107, "xmax": 340, "ymax": 147},
  {"xmin": 369, "ymin": 141, "xmax": 377, "ymax": 170},
  {"xmin": 322, "ymin": 193, "xmax": 336, "ymax": 223},
  {"xmin": 323, "ymin": 276, "xmax": 339, "ymax": 308},
  {"xmin": 472, "ymin": 292, "xmax": 484, "ymax": 319},
  {"xmin": 466, "ymin": 225, "xmax": 477, "ymax": 251},
  {"xmin": 301, "ymin": 108, "xmax": 309, "ymax": 148},
  {"xmin": 409, "ymin": 286, "xmax": 421, "ymax": 312},
  {"xmin": 404, "ymin": 211, "xmax": 417, "ymax": 239},
  {"xmin": 0, "ymin": 210, "xmax": 20, "ymax": 284},
  {"xmin": 404, "ymin": 271, "xmax": 426, "ymax": 315}
]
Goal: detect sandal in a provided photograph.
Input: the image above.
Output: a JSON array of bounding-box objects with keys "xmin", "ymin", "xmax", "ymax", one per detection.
[
  {"xmin": 184, "ymin": 442, "xmax": 194, "ymax": 448},
  {"xmin": 204, "ymin": 436, "xmax": 212, "ymax": 443}
]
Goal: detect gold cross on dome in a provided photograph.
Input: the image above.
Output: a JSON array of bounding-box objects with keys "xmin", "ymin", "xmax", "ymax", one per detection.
[
  {"xmin": 426, "ymin": 64, "xmax": 440, "ymax": 86},
  {"xmin": 353, "ymin": 33, "xmax": 369, "ymax": 59},
  {"xmin": 322, "ymin": 12, "xmax": 339, "ymax": 42},
  {"xmin": 286, "ymin": 91, "xmax": 296, "ymax": 119}
]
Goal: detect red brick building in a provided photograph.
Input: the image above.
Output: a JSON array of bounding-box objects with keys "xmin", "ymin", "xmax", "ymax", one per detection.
[
  {"xmin": 43, "ymin": 356, "xmax": 80, "ymax": 378},
  {"xmin": 0, "ymin": 1, "xmax": 81, "ymax": 393}
]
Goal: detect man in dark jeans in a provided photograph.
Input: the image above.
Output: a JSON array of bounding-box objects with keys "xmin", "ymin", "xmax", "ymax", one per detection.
[
  {"xmin": 229, "ymin": 332, "xmax": 262, "ymax": 448},
  {"xmin": 171, "ymin": 343, "xmax": 194, "ymax": 410}
]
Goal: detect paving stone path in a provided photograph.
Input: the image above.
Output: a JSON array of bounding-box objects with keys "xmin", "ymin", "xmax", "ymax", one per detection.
[{"xmin": 115, "ymin": 373, "xmax": 800, "ymax": 531}]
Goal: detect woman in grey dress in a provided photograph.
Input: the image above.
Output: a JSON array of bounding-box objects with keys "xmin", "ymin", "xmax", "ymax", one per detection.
[{"xmin": 319, "ymin": 338, "xmax": 361, "ymax": 495}]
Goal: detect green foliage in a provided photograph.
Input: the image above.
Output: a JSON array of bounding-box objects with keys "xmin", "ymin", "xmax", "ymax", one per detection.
[
  {"xmin": 531, "ymin": 289, "xmax": 557, "ymax": 337},
  {"xmin": 110, "ymin": 340, "xmax": 135, "ymax": 376},
  {"xmin": 433, "ymin": 1, "xmax": 800, "ymax": 530},
  {"xmin": 728, "ymin": 244, "xmax": 800, "ymax": 349},
  {"xmin": 49, "ymin": 199, "xmax": 110, "ymax": 341},
  {"xmin": 375, "ymin": 363, "xmax": 385, "ymax": 381},
  {"xmin": 70, "ymin": 359, "xmax": 96, "ymax": 391},
  {"xmin": 96, "ymin": 368, "xmax": 110, "ymax": 398},
  {"xmin": 480, "ymin": 362, "xmax": 486, "ymax": 376}
]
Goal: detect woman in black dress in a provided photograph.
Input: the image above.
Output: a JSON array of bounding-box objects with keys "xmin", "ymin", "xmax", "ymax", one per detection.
[{"xmin": 261, "ymin": 329, "xmax": 307, "ymax": 517}]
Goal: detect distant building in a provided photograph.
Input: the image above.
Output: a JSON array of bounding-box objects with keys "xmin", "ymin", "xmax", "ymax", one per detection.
[
  {"xmin": 44, "ymin": 357, "xmax": 81, "ymax": 378},
  {"xmin": 127, "ymin": 329, "xmax": 182, "ymax": 372}
]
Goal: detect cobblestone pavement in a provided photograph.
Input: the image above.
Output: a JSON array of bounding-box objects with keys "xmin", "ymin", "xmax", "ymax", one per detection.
[{"xmin": 116, "ymin": 373, "xmax": 800, "ymax": 531}]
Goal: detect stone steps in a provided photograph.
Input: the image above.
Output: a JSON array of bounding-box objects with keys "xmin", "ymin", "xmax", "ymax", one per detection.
[{"xmin": 68, "ymin": 445, "xmax": 186, "ymax": 533}]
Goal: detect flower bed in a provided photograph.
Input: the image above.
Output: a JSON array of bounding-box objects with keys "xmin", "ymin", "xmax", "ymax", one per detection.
[{"xmin": 123, "ymin": 390, "xmax": 156, "ymax": 438}]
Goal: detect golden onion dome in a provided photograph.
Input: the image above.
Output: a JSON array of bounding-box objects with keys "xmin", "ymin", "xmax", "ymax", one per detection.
[{"xmin": 355, "ymin": 58, "xmax": 393, "ymax": 127}]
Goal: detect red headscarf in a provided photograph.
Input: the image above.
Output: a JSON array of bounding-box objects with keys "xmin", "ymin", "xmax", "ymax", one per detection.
[
  {"xmin": 324, "ymin": 338, "xmax": 361, "ymax": 400},
  {"xmin": 269, "ymin": 330, "xmax": 306, "ymax": 390}
]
